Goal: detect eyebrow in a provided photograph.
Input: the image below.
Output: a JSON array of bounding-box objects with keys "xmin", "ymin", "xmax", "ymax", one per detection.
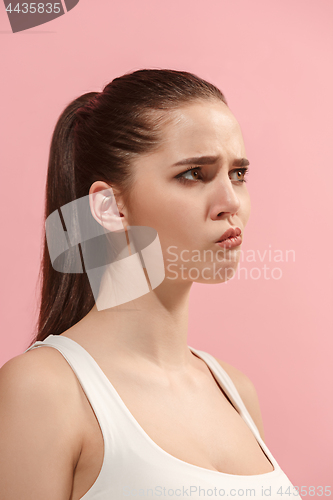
[{"xmin": 172, "ymin": 155, "xmax": 250, "ymax": 167}]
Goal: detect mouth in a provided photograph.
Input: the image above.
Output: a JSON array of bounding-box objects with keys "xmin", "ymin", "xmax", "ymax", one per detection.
[{"xmin": 215, "ymin": 227, "xmax": 242, "ymax": 249}]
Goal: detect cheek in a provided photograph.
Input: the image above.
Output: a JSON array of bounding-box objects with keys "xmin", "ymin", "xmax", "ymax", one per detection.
[
  {"xmin": 145, "ymin": 197, "xmax": 200, "ymax": 250},
  {"xmin": 157, "ymin": 203, "xmax": 196, "ymax": 241},
  {"xmin": 131, "ymin": 178, "xmax": 192, "ymax": 224}
]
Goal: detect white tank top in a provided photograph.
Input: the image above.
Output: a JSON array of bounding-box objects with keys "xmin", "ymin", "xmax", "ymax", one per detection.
[{"xmin": 25, "ymin": 335, "xmax": 301, "ymax": 500}]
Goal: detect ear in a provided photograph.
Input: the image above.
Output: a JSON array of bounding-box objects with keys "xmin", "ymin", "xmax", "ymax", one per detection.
[{"xmin": 89, "ymin": 181, "xmax": 128, "ymax": 232}]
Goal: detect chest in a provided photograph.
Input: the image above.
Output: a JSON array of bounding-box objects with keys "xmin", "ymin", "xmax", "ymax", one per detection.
[
  {"xmin": 125, "ymin": 382, "xmax": 274, "ymax": 474},
  {"xmin": 70, "ymin": 372, "xmax": 274, "ymax": 500}
]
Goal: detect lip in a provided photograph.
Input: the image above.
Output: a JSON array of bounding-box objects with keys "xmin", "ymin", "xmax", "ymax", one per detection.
[
  {"xmin": 216, "ymin": 227, "xmax": 242, "ymax": 243},
  {"xmin": 215, "ymin": 227, "xmax": 242, "ymax": 249}
]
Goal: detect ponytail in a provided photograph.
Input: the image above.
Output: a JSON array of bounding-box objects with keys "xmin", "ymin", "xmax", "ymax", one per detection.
[{"xmin": 32, "ymin": 93, "xmax": 98, "ymax": 344}]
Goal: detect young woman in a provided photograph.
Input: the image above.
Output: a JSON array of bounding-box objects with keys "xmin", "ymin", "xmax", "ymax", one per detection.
[{"xmin": 0, "ymin": 69, "xmax": 301, "ymax": 500}]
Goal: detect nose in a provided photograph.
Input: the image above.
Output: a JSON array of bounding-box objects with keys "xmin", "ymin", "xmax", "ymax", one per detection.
[{"xmin": 210, "ymin": 174, "xmax": 241, "ymax": 219}]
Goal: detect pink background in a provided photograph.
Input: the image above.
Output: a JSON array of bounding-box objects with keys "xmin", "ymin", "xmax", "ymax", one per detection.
[{"xmin": 1, "ymin": 0, "xmax": 332, "ymax": 489}]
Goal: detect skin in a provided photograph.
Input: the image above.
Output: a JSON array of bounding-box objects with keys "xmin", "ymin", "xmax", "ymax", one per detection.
[{"xmin": 0, "ymin": 99, "xmax": 272, "ymax": 500}]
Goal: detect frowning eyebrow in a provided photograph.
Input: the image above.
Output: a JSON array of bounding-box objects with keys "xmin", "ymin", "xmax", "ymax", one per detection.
[{"xmin": 172, "ymin": 155, "xmax": 250, "ymax": 167}]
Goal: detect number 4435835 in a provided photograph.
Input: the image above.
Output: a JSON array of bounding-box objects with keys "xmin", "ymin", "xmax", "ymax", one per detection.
[
  {"xmin": 277, "ymin": 485, "xmax": 331, "ymax": 496},
  {"xmin": 6, "ymin": 3, "xmax": 61, "ymax": 14}
]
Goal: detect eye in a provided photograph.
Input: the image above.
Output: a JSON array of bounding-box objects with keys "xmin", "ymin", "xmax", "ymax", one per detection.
[
  {"xmin": 229, "ymin": 167, "xmax": 249, "ymax": 183},
  {"xmin": 175, "ymin": 167, "xmax": 203, "ymax": 184},
  {"xmin": 175, "ymin": 166, "xmax": 250, "ymax": 185}
]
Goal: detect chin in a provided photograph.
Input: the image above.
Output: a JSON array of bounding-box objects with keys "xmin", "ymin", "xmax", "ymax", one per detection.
[{"xmin": 194, "ymin": 266, "xmax": 238, "ymax": 285}]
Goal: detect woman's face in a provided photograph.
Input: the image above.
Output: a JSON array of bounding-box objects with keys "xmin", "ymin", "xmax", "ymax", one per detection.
[{"xmin": 126, "ymin": 99, "xmax": 251, "ymax": 284}]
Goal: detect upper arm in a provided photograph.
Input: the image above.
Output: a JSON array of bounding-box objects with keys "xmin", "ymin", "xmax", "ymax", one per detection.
[
  {"xmin": 214, "ymin": 358, "xmax": 266, "ymax": 442},
  {"xmin": 0, "ymin": 348, "xmax": 83, "ymax": 500}
]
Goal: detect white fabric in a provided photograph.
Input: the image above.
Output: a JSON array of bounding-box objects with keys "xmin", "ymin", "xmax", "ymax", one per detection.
[{"xmin": 25, "ymin": 335, "xmax": 301, "ymax": 500}]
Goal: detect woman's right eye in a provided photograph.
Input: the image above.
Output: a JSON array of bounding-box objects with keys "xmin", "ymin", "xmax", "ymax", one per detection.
[{"xmin": 175, "ymin": 167, "xmax": 203, "ymax": 184}]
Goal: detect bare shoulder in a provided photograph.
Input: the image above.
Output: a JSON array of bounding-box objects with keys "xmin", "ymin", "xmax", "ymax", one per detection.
[
  {"xmin": 0, "ymin": 345, "xmax": 87, "ymax": 444},
  {"xmin": 213, "ymin": 357, "xmax": 266, "ymax": 442},
  {"xmin": 0, "ymin": 346, "xmax": 85, "ymax": 499},
  {"xmin": 0, "ymin": 344, "xmax": 84, "ymax": 406}
]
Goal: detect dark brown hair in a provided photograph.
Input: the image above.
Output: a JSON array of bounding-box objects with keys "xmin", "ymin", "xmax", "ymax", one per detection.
[{"xmin": 30, "ymin": 69, "xmax": 227, "ymax": 346}]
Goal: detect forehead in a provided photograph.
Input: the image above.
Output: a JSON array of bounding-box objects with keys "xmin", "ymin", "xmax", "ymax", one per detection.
[{"xmin": 157, "ymin": 99, "xmax": 245, "ymax": 160}]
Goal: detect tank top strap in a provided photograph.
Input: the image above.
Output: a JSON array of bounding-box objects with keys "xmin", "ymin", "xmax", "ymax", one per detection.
[
  {"xmin": 24, "ymin": 334, "xmax": 142, "ymax": 447},
  {"xmin": 188, "ymin": 346, "xmax": 280, "ymax": 472}
]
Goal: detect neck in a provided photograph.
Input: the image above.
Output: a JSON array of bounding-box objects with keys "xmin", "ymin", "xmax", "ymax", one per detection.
[{"xmin": 82, "ymin": 278, "xmax": 194, "ymax": 369}]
